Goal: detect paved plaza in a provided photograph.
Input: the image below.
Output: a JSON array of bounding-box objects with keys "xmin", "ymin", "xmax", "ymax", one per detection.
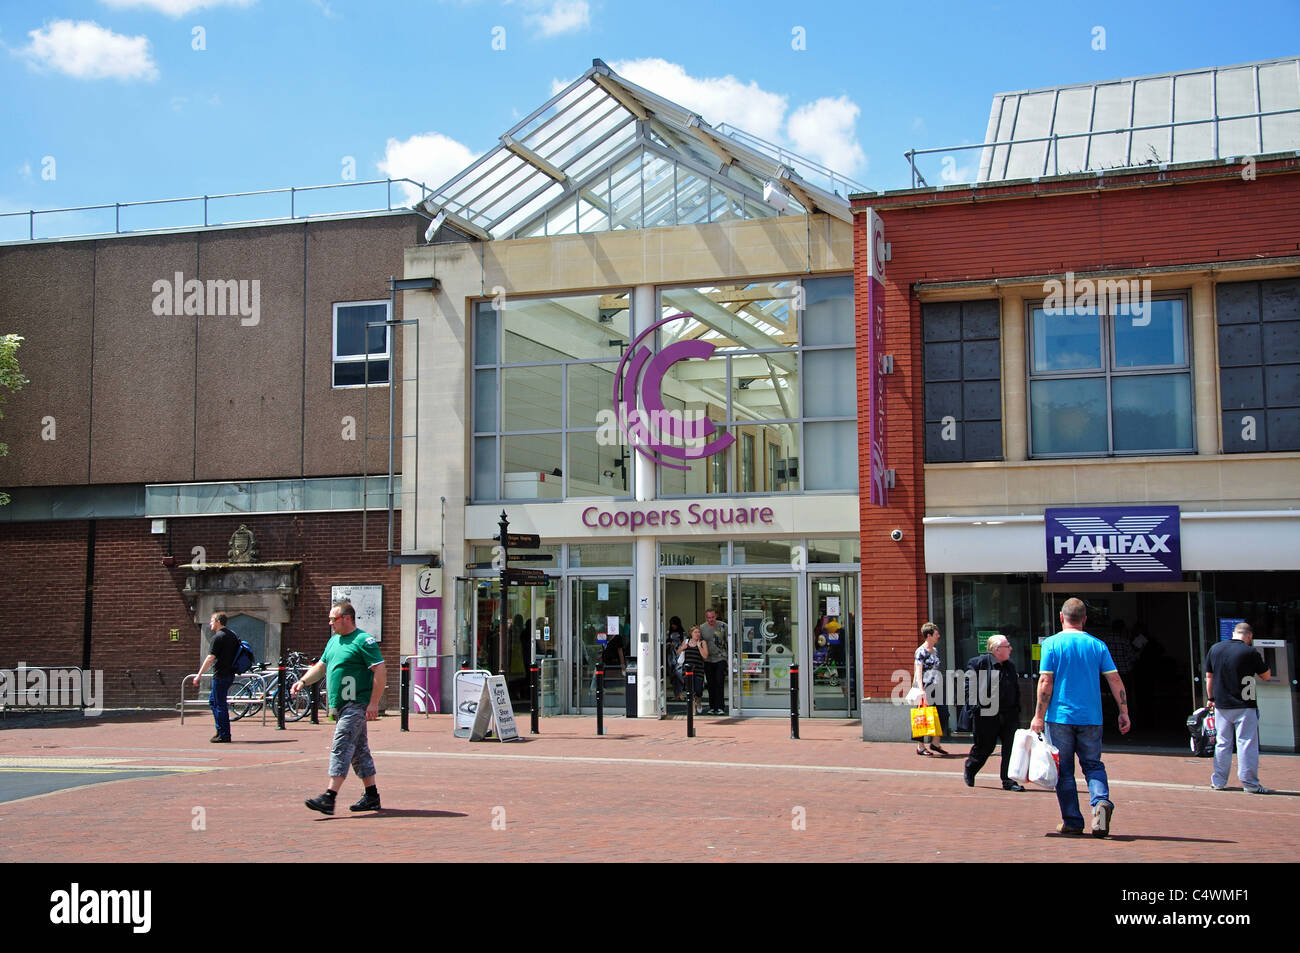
[{"xmin": 1, "ymin": 710, "xmax": 1295, "ymax": 866}]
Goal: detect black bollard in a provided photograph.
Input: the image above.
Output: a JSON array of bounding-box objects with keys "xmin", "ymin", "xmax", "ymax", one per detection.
[
  {"xmin": 595, "ymin": 663, "xmax": 605, "ymax": 736},
  {"xmin": 529, "ymin": 664, "xmax": 540, "ymax": 734},
  {"xmin": 309, "ymin": 677, "xmax": 320, "ymax": 724},
  {"xmin": 276, "ymin": 662, "xmax": 286, "ymax": 730},
  {"xmin": 789, "ymin": 663, "xmax": 800, "ymax": 740},
  {"xmin": 400, "ymin": 660, "xmax": 410, "ymax": 732},
  {"xmin": 685, "ymin": 662, "xmax": 695, "ymax": 738}
]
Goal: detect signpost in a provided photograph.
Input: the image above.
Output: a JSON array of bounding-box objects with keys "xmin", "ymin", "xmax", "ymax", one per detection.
[{"xmin": 493, "ymin": 512, "xmax": 553, "ymax": 727}]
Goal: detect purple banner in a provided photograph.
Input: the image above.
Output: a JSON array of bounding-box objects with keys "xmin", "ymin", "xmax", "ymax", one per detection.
[
  {"xmin": 1045, "ymin": 506, "xmax": 1182, "ymax": 583},
  {"xmin": 413, "ymin": 596, "xmax": 441, "ymax": 713},
  {"xmin": 866, "ymin": 208, "xmax": 888, "ymax": 506}
]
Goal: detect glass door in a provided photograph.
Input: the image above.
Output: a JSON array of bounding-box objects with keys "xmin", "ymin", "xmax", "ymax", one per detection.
[
  {"xmin": 733, "ymin": 576, "xmax": 799, "ymax": 713},
  {"xmin": 472, "ymin": 578, "xmax": 558, "ymax": 706},
  {"xmin": 571, "ymin": 578, "xmax": 631, "ymax": 711},
  {"xmin": 660, "ymin": 575, "xmax": 730, "ymax": 715},
  {"xmin": 809, "ymin": 574, "xmax": 858, "ymax": 715}
]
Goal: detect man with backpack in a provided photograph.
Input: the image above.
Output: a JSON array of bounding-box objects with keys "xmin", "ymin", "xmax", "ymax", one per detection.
[{"xmin": 190, "ymin": 612, "xmax": 244, "ymax": 743}]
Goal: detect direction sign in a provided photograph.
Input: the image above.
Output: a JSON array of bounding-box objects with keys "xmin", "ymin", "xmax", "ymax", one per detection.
[
  {"xmin": 498, "ymin": 533, "xmax": 541, "ymax": 549},
  {"xmin": 504, "ymin": 568, "xmax": 548, "ymax": 585},
  {"xmin": 507, "ymin": 554, "xmax": 554, "ymax": 562}
]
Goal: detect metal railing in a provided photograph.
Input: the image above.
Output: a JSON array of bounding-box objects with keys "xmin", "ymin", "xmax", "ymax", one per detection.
[
  {"xmin": 1, "ymin": 177, "xmax": 431, "ymax": 243},
  {"xmin": 904, "ymin": 107, "xmax": 1300, "ymax": 188},
  {"xmin": 714, "ymin": 123, "xmax": 872, "ymax": 197}
]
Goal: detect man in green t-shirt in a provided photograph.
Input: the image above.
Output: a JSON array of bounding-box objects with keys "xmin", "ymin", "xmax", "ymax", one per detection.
[{"xmin": 292, "ymin": 601, "xmax": 387, "ymax": 814}]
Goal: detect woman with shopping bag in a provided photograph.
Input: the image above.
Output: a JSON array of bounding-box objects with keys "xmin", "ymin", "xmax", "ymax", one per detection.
[{"xmin": 911, "ymin": 622, "xmax": 949, "ymax": 755}]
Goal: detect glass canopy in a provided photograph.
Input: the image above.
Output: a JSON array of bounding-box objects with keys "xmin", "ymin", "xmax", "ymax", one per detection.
[{"xmin": 420, "ymin": 59, "xmax": 865, "ymax": 240}]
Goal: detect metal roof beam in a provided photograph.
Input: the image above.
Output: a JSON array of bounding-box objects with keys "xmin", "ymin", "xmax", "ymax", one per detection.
[{"xmin": 501, "ymin": 135, "xmax": 568, "ymax": 184}]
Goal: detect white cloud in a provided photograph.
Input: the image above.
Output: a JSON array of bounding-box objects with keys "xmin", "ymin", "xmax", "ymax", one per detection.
[
  {"xmin": 99, "ymin": 0, "xmax": 257, "ymax": 17},
  {"xmin": 787, "ymin": 96, "xmax": 866, "ymax": 176},
  {"xmin": 527, "ymin": 0, "xmax": 589, "ymax": 36},
  {"xmin": 610, "ymin": 58, "xmax": 788, "ymax": 143},
  {"xmin": 20, "ymin": 20, "xmax": 158, "ymax": 81},
  {"xmin": 377, "ymin": 132, "xmax": 479, "ymax": 205}
]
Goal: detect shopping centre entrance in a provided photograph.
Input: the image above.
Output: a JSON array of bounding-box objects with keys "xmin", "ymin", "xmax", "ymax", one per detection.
[{"xmin": 660, "ymin": 572, "xmax": 858, "ymax": 718}]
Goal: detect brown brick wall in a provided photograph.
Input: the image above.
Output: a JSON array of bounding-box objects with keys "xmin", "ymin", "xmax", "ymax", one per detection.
[{"xmin": 0, "ymin": 512, "xmax": 401, "ymax": 708}]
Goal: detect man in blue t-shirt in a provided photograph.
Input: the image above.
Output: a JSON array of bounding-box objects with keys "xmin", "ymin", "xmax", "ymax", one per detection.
[
  {"xmin": 1204, "ymin": 622, "xmax": 1272, "ymax": 794},
  {"xmin": 1030, "ymin": 598, "xmax": 1131, "ymax": 837}
]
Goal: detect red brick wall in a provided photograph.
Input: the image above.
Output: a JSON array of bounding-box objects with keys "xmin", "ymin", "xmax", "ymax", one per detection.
[
  {"xmin": 853, "ymin": 161, "xmax": 1300, "ymax": 697},
  {"xmin": 0, "ymin": 513, "xmax": 401, "ymax": 708}
]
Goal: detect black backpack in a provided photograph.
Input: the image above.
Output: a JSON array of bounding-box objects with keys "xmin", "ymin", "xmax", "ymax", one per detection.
[{"xmin": 1186, "ymin": 707, "xmax": 1218, "ymax": 757}]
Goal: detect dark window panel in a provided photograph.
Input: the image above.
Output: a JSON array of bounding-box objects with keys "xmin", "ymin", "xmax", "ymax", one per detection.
[
  {"xmin": 1264, "ymin": 365, "xmax": 1300, "ymax": 407},
  {"xmin": 963, "ymin": 380, "xmax": 1002, "ymax": 420},
  {"xmin": 924, "ymin": 341, "xmax": 962, "ymax": 382},
  {"xmin": 1222, "ymin": 411, "xmax": 1266, "ymax": 453},
  {"xmin": 1218, "ymin": 323, "xmax": 1261, "ymax": 367},
  {"xmin": 964, "ymin": 420, "xmax": 1003, "ymax": 461},
  {"xmin": 1261, "ymin": 321, "xmax": 1300, "ymax": 364},
  {"xmin": 1216, "ymin": 282, "xmax": 1260, "ymax": 325},
  {"xmin": 1266, "ymin": 408, "xmax": 1300, "ymax": 451},
  {"xmin": 1261, "ymin": 278, "xmax": 1300, "ymax": 322},
  {"xmin": 925, "ymin": 422, "xmax": 963, "ymax": 462},
  {"xmin": 962, "ymin": 339, "xmax": 1001, "ymax": 380},
  {"xmin": 1220, "ymin": 367, "xmax": 1264, "ymax": 410},
  {"xmin": 922, "ymin": 302, "xmax": 962, "ymax": 343},
  {"xmin": 961, "ymin": 300, "xmax": 1000, "ymax": 340},
  {"xmin": 924, "ymin": 381, "xmax": 962, "ymax": 422}
]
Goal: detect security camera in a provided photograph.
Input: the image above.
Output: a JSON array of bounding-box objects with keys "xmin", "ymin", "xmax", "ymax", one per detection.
[{"xmin": 890, "ymin": 529, "xmax": 903, "ymax": 542}]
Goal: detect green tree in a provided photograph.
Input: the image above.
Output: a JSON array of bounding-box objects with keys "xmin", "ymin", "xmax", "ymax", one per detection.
[{"xmin": 0, "ymin": 334, "xmax": 28, "ymax": 506}]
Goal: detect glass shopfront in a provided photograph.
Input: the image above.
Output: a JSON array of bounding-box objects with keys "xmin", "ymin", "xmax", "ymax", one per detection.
[{"xmin": 465, "ymin": 538, "xmax": 859, "ymax": 717}]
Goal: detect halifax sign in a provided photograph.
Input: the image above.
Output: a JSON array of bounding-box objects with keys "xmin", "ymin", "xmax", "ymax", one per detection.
[{"xmin": 1045, "ymin": 505, "xmax": 1182, "ymax": 583}]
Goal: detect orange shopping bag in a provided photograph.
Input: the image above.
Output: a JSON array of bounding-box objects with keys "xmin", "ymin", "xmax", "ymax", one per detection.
[{"xmin": 911, "ymin": 705, "xmax": 940, "ymax": 738}]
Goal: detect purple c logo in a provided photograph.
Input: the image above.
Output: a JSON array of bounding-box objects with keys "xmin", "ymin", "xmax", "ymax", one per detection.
[{"xmin": 613, "ymin": 312, "xmax": 734, "ymax": 471}]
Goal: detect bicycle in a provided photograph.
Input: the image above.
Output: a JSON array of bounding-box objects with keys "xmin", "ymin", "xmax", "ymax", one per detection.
[{"xmin": 229, "ymin": 652, "xmax": 318, "ymax": 722}]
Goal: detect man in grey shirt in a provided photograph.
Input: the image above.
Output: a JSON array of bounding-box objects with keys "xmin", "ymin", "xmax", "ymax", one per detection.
[{"xmin": 700, "ymin": 608, "xmax": 728, "ymax": 715}]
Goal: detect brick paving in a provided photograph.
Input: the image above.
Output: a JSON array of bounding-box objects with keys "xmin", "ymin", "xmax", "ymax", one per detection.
[{"xmin": 1, "ymin": 711, "xmax": 1296, "ymax": 863}]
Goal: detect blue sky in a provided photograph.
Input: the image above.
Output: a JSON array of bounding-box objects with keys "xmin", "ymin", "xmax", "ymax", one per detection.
[{"xmin": 2, "ymin": 0, "xmax": 1297, "ymax": 238}]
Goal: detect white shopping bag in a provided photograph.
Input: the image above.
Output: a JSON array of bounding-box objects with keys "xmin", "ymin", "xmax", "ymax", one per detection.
[
  {"xmin": 905, "ymin": 686, "xmax": 925, "ymax": 708},
  {"xmin": 1007, "ymin": 728, "xmax": 1036, "ymax": 783},
  {"xmin": 1028, "ymin": 733, "xmax": 1060, "ymax": 789}
]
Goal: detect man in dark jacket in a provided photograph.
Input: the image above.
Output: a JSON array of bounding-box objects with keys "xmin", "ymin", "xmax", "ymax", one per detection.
[
  {"xmin": 191, "ymin": 612, "xmax": 240, "ymax": 743},
  {"xmin": 963, "ymin": 634, "xmax": 1023, "ymax": 791}
]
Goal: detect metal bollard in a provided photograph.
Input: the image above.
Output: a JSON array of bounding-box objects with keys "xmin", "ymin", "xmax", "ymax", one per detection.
[
  {"xmin": 685, "ymin": 662, "xmax": 695, "ymax": 738},
  {"xmin": 789, "ymin": 663, "xmax": 800, "ymax": 740},
  {"xmin": 400, "ymin": 660, "xmax": 410, "ymax": 732},
  {"xmin": 529, "ymin": 664, "xmax": 540, "ymax": 734},
  {"xmin": 595, "ymin": 663, "xmax": 605, "ymax": 736},
  {"xmin": 276, "ymin": 663, "xmax": 286, "ymax": 730},
  {"xmin": 309, "ymin": 678, "xmax": 320, "ymax": 724}
]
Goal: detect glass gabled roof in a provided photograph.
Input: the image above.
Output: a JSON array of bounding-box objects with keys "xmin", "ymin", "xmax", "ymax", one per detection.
[
  {"xmin": 420, "ymin": 59, "xmax": 856, "ymax": 240},
  {"xmin": 979, "ymin": 56, "xmax": 1300, "ymax": 181}
]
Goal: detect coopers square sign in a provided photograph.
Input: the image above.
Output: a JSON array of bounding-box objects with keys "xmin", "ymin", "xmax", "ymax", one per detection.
[{"xmin": 1045, "ymin": 506, "xmax": 1182, "ymax": 583}]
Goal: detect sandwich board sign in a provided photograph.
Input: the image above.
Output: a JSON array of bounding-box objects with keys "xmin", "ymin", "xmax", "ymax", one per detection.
[{"xmin": 469, "ymin": 674, "xmax": 520, "ymax": 742}]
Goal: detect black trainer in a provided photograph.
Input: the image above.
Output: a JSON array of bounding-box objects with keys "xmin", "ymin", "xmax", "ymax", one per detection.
[
  {"xmin": 305, "ymin": 792, "xmax": 336, "ymax": 815},
  {"xmin": 349, "ymin": 791, "xmax": 382, "ymax": 812}
]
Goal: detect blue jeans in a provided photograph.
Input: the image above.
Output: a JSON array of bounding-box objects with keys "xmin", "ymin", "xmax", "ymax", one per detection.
[
  {"xmin": 209, "ymin": 676, "xmax": 234, "ymax": 740},
  {"xmin": 1046, "ymin": 722, "xmax": 1109, "ymax": 828}
]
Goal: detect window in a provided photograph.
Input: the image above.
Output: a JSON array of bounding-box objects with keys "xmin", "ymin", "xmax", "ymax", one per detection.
[
  {"xmin": 1028, "ymin": 294, "xmax": 1193, "ymax": 456},
  {"xmin": 333, "ymin": 301, "xmax": 390, "ymax": 387},
  {"xmin": 472, "ymin": 292, "xmax": 633, "ymax": 502},
  {"xmin": 923, "ymin": 300, "xmax": 1002, "ymax": 462}
]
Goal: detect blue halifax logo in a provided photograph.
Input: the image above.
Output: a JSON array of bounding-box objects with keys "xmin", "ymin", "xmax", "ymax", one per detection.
[{"xmin": 1045, "ymin": 506, "xmax": 1182, "ymax": 583}]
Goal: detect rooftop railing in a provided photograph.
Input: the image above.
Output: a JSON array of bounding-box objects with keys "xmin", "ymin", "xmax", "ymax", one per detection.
[
  {"xmin": 714, "ymin": 123, "xmax": 872, "ymax": 197},
  {"xmin": 902, "ymin": 107, "xmax": 1300, "ymax": 189},
  {"xmin": 0, "ymin": 177, "xmax": 431, "ymax": 243}
]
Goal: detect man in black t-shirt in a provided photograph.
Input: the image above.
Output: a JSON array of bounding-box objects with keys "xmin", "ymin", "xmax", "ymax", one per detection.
[
  {"xmin": 1204, "ymin": 622, "xmax": 1272, "ymax": 794},
  {"xmin": 191, "ymin": 612, "xmax": 240, "ymax": 743}
]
